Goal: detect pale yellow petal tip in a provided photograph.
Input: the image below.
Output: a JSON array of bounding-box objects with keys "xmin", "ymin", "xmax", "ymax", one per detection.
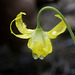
[
  {"xmin": 55, "ymin": 14, "xmax": 66, "ymax": 20},
  {"xmin": 55, "ymin": 14, "xmax": 62, "ymax": 19},
  {"xmin": 19, "ymin": 12, "xmax": 26, "ymax": 15},
  {"xmin": 55, "ymin": 14, "xmax": 59, "ymax": 17},
  {"xmin": 16, "ymin": 12, "xmax": 26, "ymax": 19}
]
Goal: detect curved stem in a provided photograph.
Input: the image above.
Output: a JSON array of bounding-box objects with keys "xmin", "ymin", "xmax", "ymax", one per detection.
[{"xmin": 37, "ymin": 6, "xmax": 75, "ymax": 44}]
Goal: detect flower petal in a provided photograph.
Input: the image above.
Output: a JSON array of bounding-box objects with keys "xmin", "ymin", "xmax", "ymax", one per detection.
[
  {"xmin": 15, "ymin": 12, "xmax": 27, "ymax": 34},
  {"xmin": 10, "ymin": 12, "xmax": 34, "ymax": 39},
  {"xmin": 45, "ymin": 14, "xmax": 67, "ymax": 39},
  {"xmin": 15, "ymin": 12, "xmax": 34, "ymax": 34},
  {"xmin": 27, "ymin": 28, "xmax": 52, "ymax": 58}
]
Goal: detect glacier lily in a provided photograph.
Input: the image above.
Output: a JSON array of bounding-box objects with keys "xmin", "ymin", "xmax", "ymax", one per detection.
[{"xmin": 10, "ymin": 6, "xmax": 75, "ymax": 60}]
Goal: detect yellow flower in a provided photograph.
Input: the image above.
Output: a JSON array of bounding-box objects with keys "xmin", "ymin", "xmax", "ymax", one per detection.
[{"xmin": 10, "ymin": 12, "xmax": 66, "ymax": 60}]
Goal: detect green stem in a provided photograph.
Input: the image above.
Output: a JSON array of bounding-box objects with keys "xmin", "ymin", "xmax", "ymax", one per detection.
[{"xmin": 37, "ymin": 6, "xmax": 75, "ymax": 44}]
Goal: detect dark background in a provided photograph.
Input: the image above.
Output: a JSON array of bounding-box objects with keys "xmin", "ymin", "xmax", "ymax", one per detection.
[{"xmin": 0, "ymin": 0, "xmax": 75, "ymax": 75}]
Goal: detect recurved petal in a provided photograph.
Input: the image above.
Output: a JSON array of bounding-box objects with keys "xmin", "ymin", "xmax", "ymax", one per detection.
[
  {"xmin": 27, "ymin": 28, "xmax": 52, "ymax": 58},
  {"xmin": 45, "ymin": 14, "xmax": 66, "ymax": 39},
  {"xmin": 10, "ymin": 16, "xmax": 34, "ymax": 39},
  {"xmin": 10, "ymin": 26, "xmax": 33, "ymax": 39},
  {"xmin": 11, "ymin": 33, "xmax": 32, "ymax": 39},
  {"xmin": 15, "ymin": 12, "xmax": 27, "ymax": 34},
  {"xmin": 15, "ymin": 12, "xmax": 34, "ymax": 34}
]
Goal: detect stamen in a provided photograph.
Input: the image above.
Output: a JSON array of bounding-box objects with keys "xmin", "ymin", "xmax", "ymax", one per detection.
[
  {"xmin": 32, "ymin": 53, "xmax": 38, "ymax": 60},
  {"xmin": 39, "ymin": 55, "xmax": 44, "ymax": 60}
]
